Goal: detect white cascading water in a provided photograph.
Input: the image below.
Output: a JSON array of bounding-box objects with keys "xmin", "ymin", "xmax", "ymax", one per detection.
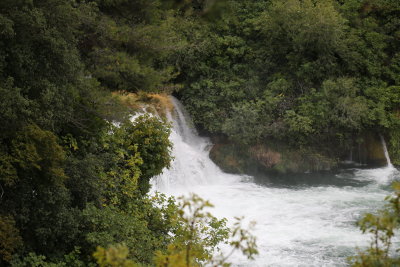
[
  {"xmin": 380, "ymin": 134, "xmax": 394, "ymax": 169},
  {"xmin": 151, "ymin": 97, "xmax": 399, "ymax": 266}
]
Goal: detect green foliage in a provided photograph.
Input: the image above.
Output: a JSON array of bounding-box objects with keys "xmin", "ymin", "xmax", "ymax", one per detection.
[
  {"xmin": 179, "ymin": 0, "xmax": 351, "ymax": 144},
  {"xmin": 154, "ymin": 194, "xmax": 258, "ymax": 267},
  {"xmin": 90, "ymin": 194, "xmax": 257, "ymax": 267},
  {"xmin": 255, "ymin": 0, "xmax": 346, "ymax": 86},
  {"xmin": 82, "ymin": 203, "xmax": 165, "ymax": 264},
  {"xmin": 388, "ymin": 128, "xmax": 400, "ymax": 166},
  {"xmin": 0, "ymin": 215, "xmax": 22, "ymax": 263},
  {"xmin": 213, "ymin": 217, "xmax": 258, "ymax": 267},
  {"xmin": 74, "ymin": 189, "xmax": 177, "ymax": 265},
  {"xmin": 349, "ymin": 182, "xmax": 400, "ymax": 266},
  {"xmin": 126, "ymin": 115, "xmax": 172, "ymax": 194},
  {"xmin": 1, "ymin": 0, "xmax": 400, "ymax": 265},
  {"xmin": 222, "ymin": 101, "xmax": 266, "ymax": 145},
  {"xmin": 11, "ymin": 124, "xmax": 66, "ymax": 184},
  {"xmin": 10, "ymin": 248, "xmax": 87, "ymax": 267},
  {"xmin": 0, "ymin": 78, "xmax": 31, "ymax": 139},
  {"xmin": 100, "ymin": 124, "xmax": 143, "ymax": 206},
  {"xmin": 290, "ymin": 78, "xmax": 369, "ymax": 146},
  {"xmin": 0, "ymin": 124, "xmax": 82, "ymax": 259},
  {"xmin": 93, "ymin": 244, "xmax": 137, "ymax": 267},
  {"xmin": 155, "ymin": 194, "xmax": 229, "ymax": 266},
  {"xmin": 283, "ymin": 110, "xmax": 314, "ymax": 143},
  {"xmin": 176, "ymin": 0, "xmax": 400, "ymax": 165},
  {"xmin": 0, "ymin": 0, "xmax": 180, "ymax": 263},
  {"xmin": 80, "ymin": 0, "xmax": 185, "ymax": 93}
]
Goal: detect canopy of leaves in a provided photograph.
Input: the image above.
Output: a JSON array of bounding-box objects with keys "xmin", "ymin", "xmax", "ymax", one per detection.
[
  {"xmin": 0, "ymin": 0, "xmax": 180, "ymax": 265},
  {"xmin": 2, "ymin": 0, "xmax": 400, "ymax": 265},
  {"xmin": 176, "ymin": 0, "xmax": 400, "ymax": 160}
]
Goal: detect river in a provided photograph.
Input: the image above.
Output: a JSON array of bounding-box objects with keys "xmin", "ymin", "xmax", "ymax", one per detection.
[{"xmin": 151, "ymin": 97, "xmax": 399, "ymax": 266}]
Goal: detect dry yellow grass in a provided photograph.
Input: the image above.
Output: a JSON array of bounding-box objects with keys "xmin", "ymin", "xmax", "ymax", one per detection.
[
  {"xmin": 148, "ymin": 93, "xmax": 174, "ymax": 117},
  {"xmin": 112, "ymin": 91, "xmax": 174, "ymax": 117},
  {"xmin": 112, "ymin": 91, "xmax": 141, "ymax": 109}
]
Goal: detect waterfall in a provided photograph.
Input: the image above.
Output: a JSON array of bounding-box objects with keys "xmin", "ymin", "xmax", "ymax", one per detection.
[
  {"xmin": 152, "ymin": 96, "xmax": 239, "ymax": 193},
  {"xmin": 380, "ymin": 134, "xmax": 394, "ymax": 168},
  {"xmin": 151, "ymin": 97, "xmax": 396, "ymax": 266}
]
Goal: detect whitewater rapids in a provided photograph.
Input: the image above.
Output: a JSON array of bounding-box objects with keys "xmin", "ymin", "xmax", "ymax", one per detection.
[{"xmin": 151, "ymin": 97, "xmax": 399, "ymax": 266}]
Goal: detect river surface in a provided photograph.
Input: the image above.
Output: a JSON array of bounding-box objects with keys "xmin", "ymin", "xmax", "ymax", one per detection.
[{"xmin": 151, "ymin": 97, "xmax": 399, "ymax": 266}]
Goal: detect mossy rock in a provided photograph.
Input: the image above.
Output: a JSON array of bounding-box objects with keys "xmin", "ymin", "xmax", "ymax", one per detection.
[
  {"xmin": 386, "ymin": 127, "xmax": 400, "ymax": 166},
  {"xmin": 209, "ymin": 142, "xmax": 338, "ymax": 176},
  {"xmin": 364, "ymin": 133, "xmax": 387, "ymax": 166},
  {"xmin": 273, "ymin": 148, "xmax": 337, "ymax": 174},
  {"xmin": 349, "ymin": 133, "xmax": 387, "ymax": 167},
  {"xmin": 209, "ymin": 143, "xmax": 247, "ymax": 174}
]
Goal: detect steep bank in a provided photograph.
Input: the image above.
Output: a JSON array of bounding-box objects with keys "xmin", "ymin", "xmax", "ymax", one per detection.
[
  {"xmin": 208, "ymin": 132, "xmax": 390, "ymax": 177},
  {"xmin": 209, "ymin": 141, "xmax": 336, "ymax": 175}
]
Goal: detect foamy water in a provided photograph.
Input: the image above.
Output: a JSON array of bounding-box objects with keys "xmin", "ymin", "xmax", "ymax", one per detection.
[{"xmin": 151, "ymin": 97, "xmax": 399, "ymax": 266}]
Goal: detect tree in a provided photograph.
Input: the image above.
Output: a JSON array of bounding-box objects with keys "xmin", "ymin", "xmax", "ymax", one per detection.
[
  {"xmin": 350, "ymin": 182, "xmax": 400, "ymax": 266},
  {"xmin": 0, "ymin": 215, "xmax": 22, "ymax": 263},
  {"xmin": 128, "ymin": 115, "xmax": 172, "ymax": 194},
  {"xmin": 154, "ymin": 194, "xmax": 258, "ymax": 267},
  {"xmin": 255, "ymin": 0, "xmax": 347, "ymax": 89},
  {"xmin": 91, "ymin": 194, "xmax": 258, "ymax": 267}
]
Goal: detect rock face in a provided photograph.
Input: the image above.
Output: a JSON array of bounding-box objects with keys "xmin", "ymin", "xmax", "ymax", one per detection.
[
  {"xmin": 248, "ymin": 145, "xmax": 281, "ymax": 169},
  {"xmin": 348, "ymin": 133, "xmax": 387, "ymax": 167},
  {"xmin": 209, "ymin": 132, "xmax": 389, "ymax": 177},
  {"xmin": 209, "ymin": 142, "xmax": 337, "ymax": 176},
  {"xmin": 209, "ymin": 143, "xmax": 246, "ymax": 174}
]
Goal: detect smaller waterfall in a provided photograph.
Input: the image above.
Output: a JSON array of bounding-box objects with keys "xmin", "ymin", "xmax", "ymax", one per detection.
[
  {"xmin": 380, "ymin": 134, "xmax": 394, "ymax": 168},
  {"xmin": 355, "ymin": 135, "xmax": 397, "ymax": 185}
]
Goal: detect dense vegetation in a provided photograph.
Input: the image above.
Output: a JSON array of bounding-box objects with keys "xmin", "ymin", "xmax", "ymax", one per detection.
[
  {"xmin": 0, "ymin": 0, "xmax": 257, "ymax": 266},
  {"xmin": 0, "ymin": 0, "xmax": 399, "ymax": 265},
  {"xmin": 176, "ymin": 0, "xmax": 400, "ymax": 166}
]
